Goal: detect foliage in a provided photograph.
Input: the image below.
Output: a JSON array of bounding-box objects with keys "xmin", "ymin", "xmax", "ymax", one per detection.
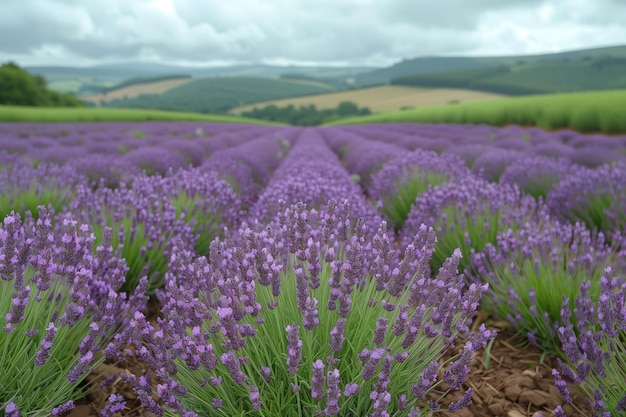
[
  {"xmin": 0, "ymin": 62, "xmax": 84, "ymax": 107},
  {"xmin": 242, "ymin": 101, "xmax": 371, "ymax": 126}
]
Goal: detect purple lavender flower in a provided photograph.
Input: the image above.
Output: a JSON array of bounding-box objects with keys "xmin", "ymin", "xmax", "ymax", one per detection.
[
  {"xmin": 286, "ymin": 324, "xmax": 302, "ymax": 374},
  {"xmin": 100, "ymin": 394, "xmax": 126, "ymax": 417},
  {"xmin": 249, "ymin": 385, "xmax": 262, "ymax": 410},
  {"xmin": 324, "ymin": 368, "xmax": 341, "ymax": 415},
  {"xmin": 312, "ymin": 360, "xmax": 326, "ymax": 400},
  {"xmin": 329, "ymin": 318, "xmax": 346, "ymax": 353}
]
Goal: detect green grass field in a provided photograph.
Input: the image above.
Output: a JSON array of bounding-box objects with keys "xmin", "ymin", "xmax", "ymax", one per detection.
[
  {"xmin": 0, "ymin": 105, "xmax": 283, "ymax": 124},
  {"xmin": 325, "ymin": 89, "xmax": 626, "ymax": 133}
]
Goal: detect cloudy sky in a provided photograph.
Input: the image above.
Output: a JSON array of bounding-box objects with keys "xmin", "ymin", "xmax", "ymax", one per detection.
[{"xmin": 2, "ymin": 0, "xmax": 625, "ymax": 68}]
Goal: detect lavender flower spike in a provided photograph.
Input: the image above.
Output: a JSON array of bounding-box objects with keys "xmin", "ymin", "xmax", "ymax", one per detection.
[{"xmin": 286, "ymin": 324, "xmax": 303, "ymax": 374}]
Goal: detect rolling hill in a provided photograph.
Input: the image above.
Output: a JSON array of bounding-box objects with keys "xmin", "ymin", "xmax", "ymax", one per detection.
[
  {"xmin": 230, "ymin": 86, "xmax": 505, "ymax": 114},
  {"xmin": 99, "ymin": 77, "xmax": 338, "ymax": 114},
  {"xmin": 27, "ymin": 63, "xmax": 375, "ymax": 95},
  {"xmin": 391, "ymin": 56, "xmax": 626, "ymax": 95},
  {"xmin": 353, "ymin": 44, "xmax": 626, "ymax": 86}
]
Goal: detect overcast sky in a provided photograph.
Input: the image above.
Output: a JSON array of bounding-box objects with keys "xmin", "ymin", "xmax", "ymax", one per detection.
[{"xmin": 2, "ymin": 0, "xmax": 625, "ymax": 68}]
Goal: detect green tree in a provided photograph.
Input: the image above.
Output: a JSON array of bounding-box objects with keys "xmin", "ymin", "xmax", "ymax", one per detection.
[{"xmin": 0, "ymin": 61, "xmax": 84, "ymax": 107}]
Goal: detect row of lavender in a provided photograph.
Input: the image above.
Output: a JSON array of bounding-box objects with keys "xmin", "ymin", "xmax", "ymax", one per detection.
[
  {"xmin": 1, "ymin": 122, "xmax": 625, "ymax": 416},
  {"xmin": 325, "ymin": 124, "xmax": 626, "ymax": 416}
]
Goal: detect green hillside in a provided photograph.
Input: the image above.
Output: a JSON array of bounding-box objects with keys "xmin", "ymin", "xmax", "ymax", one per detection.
[
  {"xmin": 325, "ymin": 89, "xmax": 626, "ymax": 134},
  {"xmin": 100, "ymin": 77, "xmax": 337, "ymax": 114},
  {"xmin": 391, "ymin": 57, "xmax": 626, "ymax": 95},
  {"xmin": 354, "ymin": 45, "xmax": 626, "ymax": 86},
  {"xmin": 0, "ymin": 105, "xmax": 282, "ymax": 124}
]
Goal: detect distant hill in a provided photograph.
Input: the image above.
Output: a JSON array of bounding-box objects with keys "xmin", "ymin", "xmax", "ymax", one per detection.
[
  {"xmin": 26, "ymin": 63, "xmax": 375, "ymax": 95},
  {"xmin": 391, "ymin": 56, "xmax": 626, "ymax": 95},
  {"xmin": 354, "ymin": 44, "xmax": 626, "ymax": 86},
  {"xmin": 100, "ymin": 77, "xmax": 338, "ymax": 114}
]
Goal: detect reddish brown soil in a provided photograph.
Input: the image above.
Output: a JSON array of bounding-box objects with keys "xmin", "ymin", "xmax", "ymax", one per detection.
[{"xmin": 64, "ymin": 306, "xmax": 592, "ymax": 417}]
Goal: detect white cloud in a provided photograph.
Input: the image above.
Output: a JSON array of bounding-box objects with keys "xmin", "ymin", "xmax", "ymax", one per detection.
[{"xmin": 0, "ymin": 0, "xmax": 625, "ymax": 67}]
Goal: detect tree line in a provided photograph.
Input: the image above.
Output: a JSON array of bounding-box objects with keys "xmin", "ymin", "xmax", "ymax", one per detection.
[
  {"xmin": 0, "ymin": 62, "xmax": 84, "ymax": 107},
  {"xmin": 241, "ymin": 101, "xmax": 371, "ymax": 125}
]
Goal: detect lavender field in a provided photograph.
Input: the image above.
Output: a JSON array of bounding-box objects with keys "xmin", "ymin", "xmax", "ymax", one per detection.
[{"xmin": 1, "ymin": 121, "xmax": 626, "ymax": 417}]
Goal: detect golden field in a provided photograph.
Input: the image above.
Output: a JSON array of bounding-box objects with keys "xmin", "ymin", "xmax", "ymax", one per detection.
[
  {"xmin": 82, "ymin": 77, "xmax": 193, "ymax": 105},
  {"xmin": 230, "ymin": 86, "xmax": 506, "ymax": 114}
]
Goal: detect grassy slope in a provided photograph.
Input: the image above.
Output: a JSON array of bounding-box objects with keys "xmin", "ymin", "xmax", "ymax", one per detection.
[
  {"xmin": 325, "ymin": 89, "xmax": 626, "ymax": 133},
  {"xmin": 230, "ymin": 86, "xmax": 506, "ymax": 114},
  {"xmin": 391, "ymin": 58, "xmax": 626, "ymax": 95},
  {"xmin": 0, "ymin": 105, "xmax": 284, "ymax": 124},
  {"xmin": 355, "ymin": 45, "xmax": 626, "ymax": 86},
  {"xmin": 100, "ymin": 77, "xmax": 338, "ymax": 114}
]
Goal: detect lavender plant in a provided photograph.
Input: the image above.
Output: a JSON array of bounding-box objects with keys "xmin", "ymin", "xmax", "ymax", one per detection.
[
  {"xmin": 499, "ymin": 155, "xmax": 573, "ymax": 200},
  {"xmin": 0, "ymin": 159, "xmax": 82, "ymax": 220},
  {"xmin": 552, "ymin": 268, "xmax": 626, "ymax": 416},
  {"xmin": 69, "ymin": 174, "xmax": 195, "ymax": 294},
  {"xmin": 403, "ymin": 177, "xmax": 542, "ymax": 275},
  {"xmin": 547, "ymin": 161, "xmax": 626, "ymax": 241},
  {"xmin": 128, "ymin": 200, "xmax": 493, "ymax": 416},
  {"xmin": 0, "ymin": 208, "xmax": 145, "ymax": 416},
  {"xmin": 471, "ymin": 148, "xmax": 524, "ymax": 182},
  {"xmin": 167, "ymin": 168, "xmax": 242, "ymax": 256},
  {"xmin": 471, "ymin": 221, "xmax": 621, "ymax": 352},
  {"xmin": 369, "ymin": 150, "xmax": 470, "ymax": 229}
]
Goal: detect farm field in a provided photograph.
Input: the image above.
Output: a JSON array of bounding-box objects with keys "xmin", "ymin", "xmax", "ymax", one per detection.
[
  {"xmin": 230, "ymin": 86, "xmax": 506, "ymax": 114},
  {"xmin": 328, "ymin": 89, "xmax": 626, "ymax": 134},
  {"xmin": 81, "ymin": 77, "xmax": 194, "ymax": 105},
  {"xmin": 1, "ymin": 121, "xmax": 625, "ymax": 417}
]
